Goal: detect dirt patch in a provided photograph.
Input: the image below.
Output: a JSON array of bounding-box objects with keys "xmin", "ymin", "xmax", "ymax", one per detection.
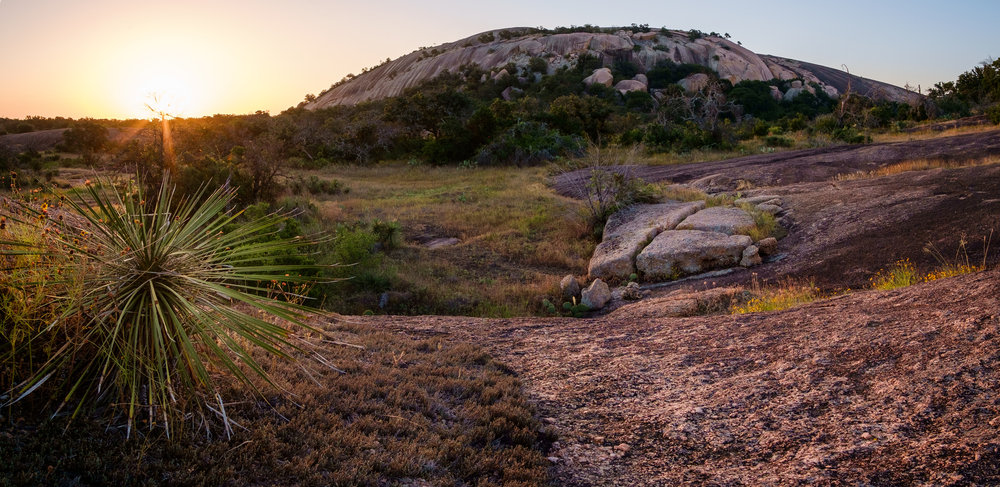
[{"xmin": 371, "ymin": 268, "xmax": 1000, "ymax": 485}]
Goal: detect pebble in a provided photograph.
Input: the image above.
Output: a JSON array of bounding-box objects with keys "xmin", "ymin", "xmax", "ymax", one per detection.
[{"xmin": 615, "ymin": 443, "xmax": 631, "ymax": 452}]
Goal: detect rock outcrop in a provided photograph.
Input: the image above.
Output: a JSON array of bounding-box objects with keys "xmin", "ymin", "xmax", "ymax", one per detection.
[
  {"xmin": 588, "ymin": 202, "xmax": 705, "ymax": 280},
  {"xmin": 306, "ymin": 27, "xmax": 916, "ymax": 108},
  {"xmin": 675, "ymin": 206, "xmax": 755, "ymax": 235},
  {"xmin": 636, "ymin": 230, "xmax": 753, "ymax": 280}
]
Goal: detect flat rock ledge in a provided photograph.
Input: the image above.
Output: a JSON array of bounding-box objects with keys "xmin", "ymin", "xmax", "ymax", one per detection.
[
  {"xmin": 588, "ymin": 201, "xmax": 705, "ymax": 280},
  {"xmin": 636, "ymin": 230, "xmax": 753, "ymax": 280},
  {"xmin": 675, "ymin": 206, "xmax": 755, "ymax": 235}
]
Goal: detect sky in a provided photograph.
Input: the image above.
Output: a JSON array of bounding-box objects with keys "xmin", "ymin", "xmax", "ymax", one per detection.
[{"xmin": 1, "ymin": 0, "xmax": 997, "ymax": 120}]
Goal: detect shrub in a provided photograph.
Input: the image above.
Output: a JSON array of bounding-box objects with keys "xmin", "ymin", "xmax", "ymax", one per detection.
[
  {"xmin": 0, "ymin": 175, "xmax": 329, "ymax": 435},
  {"xmin": 476, "ymin": 121, "xmax": 583, "ymax": 166},
  {"xmin": 764, "ymin": 136, "xmax": 793, "ymax": 148},
  {"xmin": 528, "ymin": 56, "xmax": 548, "ymax": 74},
  {"xmin": 561, "ymin": 142, "xmax": 657, "ymax": 233},
  {"xmin": 477, "ymin": 31, "xmax": 495, "ymax": 43},
  {"xmin": 989, "ymin": 104, "xmax": 1000, "ymax": 125}
]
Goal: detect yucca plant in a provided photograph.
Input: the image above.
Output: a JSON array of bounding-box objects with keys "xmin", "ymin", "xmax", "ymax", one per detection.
[{"xmin": 1, "ymin": 174, "xmax": 330, "ymax": 437}]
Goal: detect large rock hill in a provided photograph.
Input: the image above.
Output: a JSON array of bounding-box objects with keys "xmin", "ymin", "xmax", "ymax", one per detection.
[{"xmin": 308, "ymin": 27, "xmax": 918, "ymax": 108}]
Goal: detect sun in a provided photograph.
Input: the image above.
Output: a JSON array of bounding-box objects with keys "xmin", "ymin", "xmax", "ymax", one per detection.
[{"xmin": 136, "ymin": 73, "xmax": 193, "ymax": 119}]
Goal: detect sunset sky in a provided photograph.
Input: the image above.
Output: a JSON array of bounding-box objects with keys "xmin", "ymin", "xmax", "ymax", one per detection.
[{"xmin": 1, "ymin": 0, "xmax": 997, "ymax": 120}]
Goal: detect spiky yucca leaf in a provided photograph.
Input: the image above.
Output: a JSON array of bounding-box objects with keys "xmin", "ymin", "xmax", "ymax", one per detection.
[{"xmin": 4, "ymin": 175, "xmax": 331, "ymax": 435}]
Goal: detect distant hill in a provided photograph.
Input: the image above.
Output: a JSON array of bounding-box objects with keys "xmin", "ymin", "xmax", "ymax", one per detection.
[{"xmin": 308, "ymin": 27, "xmax": 919, "ymax": 109}]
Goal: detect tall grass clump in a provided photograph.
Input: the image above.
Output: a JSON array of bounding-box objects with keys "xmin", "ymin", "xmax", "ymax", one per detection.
[
  {"xmin": 732, "ymin": 275, "xmax": 822, "ymax": 314},
  {"xmin": 0, "ymin": 175, "xmax": 330, "ymax": 436},
  {"xmin": 924, "ymin": 232, "xmax": 991, "ymax": 282},
  {"xmin": 869, "ymin": 258, "xmax": 921, "ymax": 290}
]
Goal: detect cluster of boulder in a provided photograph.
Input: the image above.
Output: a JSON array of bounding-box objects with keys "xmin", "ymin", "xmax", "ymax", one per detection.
[
  {"xmin": 581, "ymin": 67, "xmax": 838, "ymax": 103},
  {"xmin": 557, "ymin": 195, "xmax": 784, "ymax": 313}
]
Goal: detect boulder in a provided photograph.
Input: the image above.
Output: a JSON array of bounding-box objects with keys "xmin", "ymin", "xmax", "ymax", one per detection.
[
  {"xmin": 633, "ymin": 73, "xmax": 648, "ymax": 87},
  {"xmin": 677, "ymin": 73, "xmax": 710, "ymax": 92},
  {"xmin": 589, "ymin": 202, "xmax": 706, "ymax": 280},
  {"xmin": 791, "ymin": 80, "xmax": 803, "ymax": 89},
  {"xmin": 492, "ymin": 69, "xmax": 509, "ymax": 81},
  {"xmin": 636, "ymin": 230, "xmax": 753, "ymax": 280},
  {"xmin": 501, "ymin": 86, "xmax": 523, "ymax": 101},
  {"xmin": 582, "ymin": 279, "xmax": 611, "ymax": 310},
  {"xmin": 821, "ymin": 84, "xmax": 839, "ymax": 98},
  {"xmin": 784, "ymin": 87, "xmax": 804, "ymax": 101},
  {"xmin": 583, "ymin": 67, "xmax": 614, "ymax": 87},
  {"xmin": 688, "ymin": 174, "xmax": 733, "ymax": 192},
  {"xmin": 756, "ymin": 237, "xmax": 778, "ymax": 256},
  {"xmin": 615, "ymin": 79, "xmax": 648, "ymax": 94},
  {"xmin": 560, "ymin": 275, "xmax": 581, "ymax": 300},
  {"xmin": 756, "ymin": 203, "xmax": 782, "ymax": 215},
  {"xmin": 770, "ymin": 85, "xmax": 783, "ymax": 101},
  {"xmin": 676, "ymin": 207, "xmax": 755, "ymax": 235},
  {"xmin": 632, "ymin": 31, "xmax": 659, "ymax": 41},
  {"xmin": 735, "ymin": 195, "xmax": 782, "ymax": 205},
  {"xmin": 740, "ymin": 245, "xmax": 762, "ymax": 267}
]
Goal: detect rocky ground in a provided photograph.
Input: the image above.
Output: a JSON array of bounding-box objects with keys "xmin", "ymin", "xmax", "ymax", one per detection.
[
  {"xmin": 362, "ymin": 267, "xmax": 1000, "ymax": 485},
  {"xmin": 557, "ymin": 128, "xmax": 1000, "ymax": 292},
  {"xmin": 356, "ymin": 129, "xmax": 1000, "ymax": 484}
]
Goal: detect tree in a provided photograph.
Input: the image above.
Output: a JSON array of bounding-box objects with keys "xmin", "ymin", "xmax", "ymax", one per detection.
[{"xmin": 61, "ymin": 119, "xmax": 109, "ymax": 157}]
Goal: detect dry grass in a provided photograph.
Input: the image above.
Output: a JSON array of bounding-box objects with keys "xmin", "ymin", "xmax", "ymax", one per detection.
[
  {"xmin": 0, "ymin": 318, "xmax": 552, "ymax": 486},
  {"xmin": 870, "ymin": 122, "xmax": 999, "ymax": 144},
  {"xmin": 291, "ymin": 163, "xmax": 593, "ymax": 316},
  {"xmin": 834, "ymin": 155, "xmax": 1000, "ymax": 181}
]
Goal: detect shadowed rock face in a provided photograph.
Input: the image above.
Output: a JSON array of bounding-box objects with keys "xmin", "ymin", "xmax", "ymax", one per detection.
[{"xmin": 307, "ymin": 27, "xmax": 912, "ymax": 108}]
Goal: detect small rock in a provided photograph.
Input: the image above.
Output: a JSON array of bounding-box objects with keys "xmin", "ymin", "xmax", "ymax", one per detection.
[
  {"xmin": 560, "ymin": 275, "xmax": 581, "ymax": 300},
  {"xmin": 757, "ymin": 237, "xmax": 778, "ymax": 256},
  {"xmin": 582, "ymin": 279, "xmax": 611, "ymax": 310},
  {"xmin": 740, "ymin": 245, "xmax": 762, "ymax": 267},
  {"xmin": 426, "ymin": 237, "xmax": 460, "ymax": 249},
  {"xmin": 615, "ymin": 443, "xmax": 631, "ymax": 452},
  {"xmin": 547, "ymin": 456, "xmax": 560, "ymax": 463},
  {"xmin": 621, "ymin": 281, "xmax": 643, "ymax": 300}
]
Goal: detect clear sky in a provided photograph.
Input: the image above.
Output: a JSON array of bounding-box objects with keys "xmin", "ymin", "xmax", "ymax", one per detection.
[{"xmin": 1, "ymin": 0, "xmax": 997, "ymax": 119}]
